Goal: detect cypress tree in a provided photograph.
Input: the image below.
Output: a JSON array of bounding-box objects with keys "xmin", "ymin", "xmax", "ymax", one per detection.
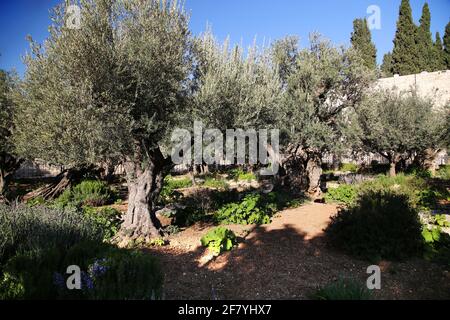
[
  {"xmin": 392, "ymin": 0, "xmax": 419, "ymax": 75},
  {"xmin": 444, "ymin": 22, "xmax": 450, "ymax": 69},
  {"xmin": 416, "ymin": 3, "xmax": 434, "ymax": 71},
  {"xmin": 433, "ymin": 32, "xmax": 446, "ymax": 71},
  {"xmin": 351, "ymin": 18, "xmax": 377, "ymax": 70},
  {"xmin": 381, "ymin": 52, "xmax": 394, "ymax": 77}
]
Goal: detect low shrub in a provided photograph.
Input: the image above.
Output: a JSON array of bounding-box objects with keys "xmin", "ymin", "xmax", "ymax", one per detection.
[
  {"xmin": 158, "ymin": 176, "xmax": 191, "ymax": 205},
  {"xmin": 0, "ymin": 244, "xmax": 163, "ymax": 300},
  {"xmin": 200, "ymin": 227, "xmax": 236, "ymax": 256},
  {"xmin": 228, "ymin": 168, "xmax": 256, "ymax": 181},
  {"xmin": 339, "ymin": 163, "xmax": 359, "ymax": 173},
  {"xmin": 324, "ymin": 185, "xmax": 358, "ymax": 206},
  {"xmin": 88, "ymin": 249, "xmax": 163, "ymax": 299},
  {"xmin": 83, "ymin": 207, "xmax": 123, "ymax": 241},
  {"xmin": 162, "ymin": 224, "xmax": 181, "ymax": 235},
  {"xmin": 358, "ymin": 174, "xmax": 425, "ymax": 208},
  {"xmin": 202, "ymin": 176, "xmax": 229, "ymax": 190},
  {"xmin": 422, "ymin": 215, "xmax": 450, "ymax": 267},
  {"xmin": 165, "ymin": 175, "xmax": 192, "ymax": 189},
  {"xmin": 311, "ymin": 278, "xmax": 372, "ymax": 300},
  {"xmin": 0, "ymin": 204, "xmax": 103, "ymax": 264},
  {"xmin": 214, "ymin": 193, "xmax": 273, "ymax": 225},
  {"xmin": 53, "ymin": 180, "xmax": 113, "ymax": 208},
  {"xmin": 436, "ymin": 165, "xmax": 450, "ymax": 180},
  {"xmin": 72, "ymin": 180, "xmax": 113, "ymax": 207},
  {"xmin": 325, "ymin": 191, "xmax": 423, "ymax": 261},
  {"xmin": 405, "ymin": 165, "xmax": 432, "ymax": 179},
  {"xmin": 0, "ymin": 205, "xmax": 163, "ymax": 300}
]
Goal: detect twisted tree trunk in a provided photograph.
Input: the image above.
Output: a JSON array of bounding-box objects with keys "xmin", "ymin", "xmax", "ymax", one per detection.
[
  {"xmin": 305, "ymin": 152, "xmax": 323, "ymax": 198},
  {"xmin": 121, "ymin": 147, "xmax": 172, "ymax": 241}
]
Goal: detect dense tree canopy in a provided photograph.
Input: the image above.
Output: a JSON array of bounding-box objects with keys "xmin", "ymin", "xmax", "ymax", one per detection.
[
  {"xmin": 444, "ymin": 22, "xmax": 450, "ymax": 69},
  {"xmin": 191, "ymin": 32, "xmax": 281, "ymax": 132},
  {"xmin": 433, "ymin": 32, "xmax": 446, "ymax": 71},
  {"xmin": 355, "ymin": 90, "xmax": 448, "ymax": 176},
  {"xmin": 350, "ymin": 18, "xmax": 377, "ymax": 70},
  {"xmin": 0, "ymin": 69, "xmax": 22, "ymax": 197},
  {"xmin": 416, "ymin": 3, "xmax": 434, "ymax": 72},
  {"xmin": 381, "ymin": 52, "xmax": 394, "ymax": 77},
  {"xmin": 391, "ymin": 0, "xmax": 419, "ymax": 75},
  {"xmin": 13, "ymin": 0, "xmax": 193, "ymax": 238},
  {"xmin": 274, "ymin": 34, "xmax": 374, "ymax": 195}
]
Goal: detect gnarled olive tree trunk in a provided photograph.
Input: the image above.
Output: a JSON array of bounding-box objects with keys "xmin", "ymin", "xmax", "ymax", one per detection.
[
  {"xmin": 305, "ymin": 152, "xmax": 323, "ymax": 198},
  {"xmin": 121, "ymin": 147, "xmax": 172, "ymax": 241}
]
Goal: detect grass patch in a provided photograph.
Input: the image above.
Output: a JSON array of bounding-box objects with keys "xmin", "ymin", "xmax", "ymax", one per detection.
[{"xmin": 311, "ymin": 278, "xmax": 372, "ymax": 300}]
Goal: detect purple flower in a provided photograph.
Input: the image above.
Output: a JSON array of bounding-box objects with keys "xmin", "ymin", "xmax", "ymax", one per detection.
[
  {"xmin": 89, "ymin": 259, "xmax": 109, "ymax": 278},
  {"xmin": 53, "ymin": 272, "xmax": 65, "ymax": 289},
  {"xmin": 81, "ymin": 271, "xmax": 94, "ymax": 290}
]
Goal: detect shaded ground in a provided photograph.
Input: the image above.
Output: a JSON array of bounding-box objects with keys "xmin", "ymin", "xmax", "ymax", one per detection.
[{"xmin": 147, "ymin": 203, "xmax": 450, "ymax": 300}]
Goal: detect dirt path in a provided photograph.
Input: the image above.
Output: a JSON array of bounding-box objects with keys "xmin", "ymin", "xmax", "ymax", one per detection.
[{"xmin": 149, "ymin": 202, "xmax": 450, "ymax": 300}]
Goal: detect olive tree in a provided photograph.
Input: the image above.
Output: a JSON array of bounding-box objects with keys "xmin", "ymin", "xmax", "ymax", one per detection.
[
  {"xmin": 274, "ymin": 34, "xmax": 373, "ymax": 196},
  {"xmin": 190, "ymin": 32, "xmax": 282, "ymax": 170},
  {"xmin": 0, "ymin": 69, "xmax": 22, "ymax": 197},
  {"xmin": 355, "ymin": 90, "xmax": 447, "ymax": 176},
  {"xmin": 13, "ymin": 0, "xmax": 193, "ymax": 239}
]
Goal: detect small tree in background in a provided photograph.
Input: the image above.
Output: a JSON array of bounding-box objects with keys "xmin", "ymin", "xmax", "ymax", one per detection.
[
  {"xmin": 189, "ymin": 32, "xmax": 282, "ymax": 176},
  {"xmin": 274, "ymin": 34, "xmax": 374, "ymax": 196},
  {"xmin": 0, "ymin": 69, "xmax": 22, "ymax": 198},
  {"xmin": 13, "ymin": 0, "xmax": 193, "ymax": 240},
  {"xmin": 350, "ymin": 18, "xmax": 377, "ymax": 70},
  {"xmin": 355, "ymin": 90, "xmax": 447, "ymax": 176},
  {"xmin": 381, "ymin": 52, "xmax": 394, "ymax": 77},
  {"xmin": 391, "ymin": 0, "xmax": 419, "ymax": 75},
  {"xmin": 433, "ymin": 32, "xmax": 446, "ymax": 71},
  {"xmin": 444, "ymin": 22, "xmax": 450, "ymax": 69},
  {"xmin": 416, "ymin": 3, "xmax": 434, "ymax": 72}
]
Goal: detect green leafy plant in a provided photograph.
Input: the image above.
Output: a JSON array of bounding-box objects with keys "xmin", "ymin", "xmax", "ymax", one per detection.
[
  {"xmin": 162, "ymin": 224, "xmax": 180, "ymax": 235},
  {"xmin": 406, "ymin": 165, "xmax": 432, "ymax": 178},
  {"xmin": 228, "ymin": 168, "xmax": 256, "ymax": 182},
  {"xmin": 158, "ymin": 175, "xmax": 191, "ymax": 205},
  {"xmin": 200, "ymin": 227, "xmax": 236, "ymax": 256},
  {"xmin": 72, "ymin": 180, "xmax": 113, "ymax": 207},
  {"xmin": 165, "ymin": 175, "xmax": 193, "ymax": 189},
  {"xmin": 339, "ymin": 163, "xmax": 359, "ymax": 173},
  {"xmin": 149, "ymin": 238, "xmax": 166, "ymax": 247},
  {"xmin": 436, "ymin": 165, "xmax": 450, "ymax": 180},
  {"xmin": 311, "ymin": 278, "xmax": 372, "ymax": 300},
  {"xmin": 214, "ymin": 193, "xmax": 273, "ymax": 225},
  {"xmin": 325, "ymin": 185, "xmax": 358, "ymax": 206},
  {"xmin": 325, "ymin": 191, "xmax": 423, "ymax": 261},
  {"xmin": 53, "ymin": 180, "xmax": 113, "ymax": 208},
  {"xmin": 83, "ymin": 207, "xmax": 123, "ymax": 241},
  {"xmin": 422, "ymin": 215, "xmax": 450, "ymax": 266},
  {"xmin": 26, "ymin": 196, "xmax": 46, "ymax": 207},
  {"xmin": 202, "ymin": 176, "xmax": 229, "ymax": 190}
]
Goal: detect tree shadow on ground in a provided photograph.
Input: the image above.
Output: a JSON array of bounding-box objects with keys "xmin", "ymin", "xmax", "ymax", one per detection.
[{"xmin": 146, "ymin": 222, "xmax": 450, "ymax": 300}]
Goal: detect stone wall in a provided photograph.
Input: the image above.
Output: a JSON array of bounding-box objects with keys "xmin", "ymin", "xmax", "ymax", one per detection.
[{"xmin": 376, "ymin": 70, "xmax": 450, "ymax": 107}]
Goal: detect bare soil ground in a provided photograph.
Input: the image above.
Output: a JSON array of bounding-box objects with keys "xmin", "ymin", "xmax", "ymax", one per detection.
[{"xmin": 147, "ymin": 202, "xmax": 450, "ymax": 300}]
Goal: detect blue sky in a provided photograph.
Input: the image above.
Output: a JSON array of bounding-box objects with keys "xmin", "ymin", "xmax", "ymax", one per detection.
[{"xmin": 1, "ymin": 0, "xmax": 449, "ymax": 76}]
